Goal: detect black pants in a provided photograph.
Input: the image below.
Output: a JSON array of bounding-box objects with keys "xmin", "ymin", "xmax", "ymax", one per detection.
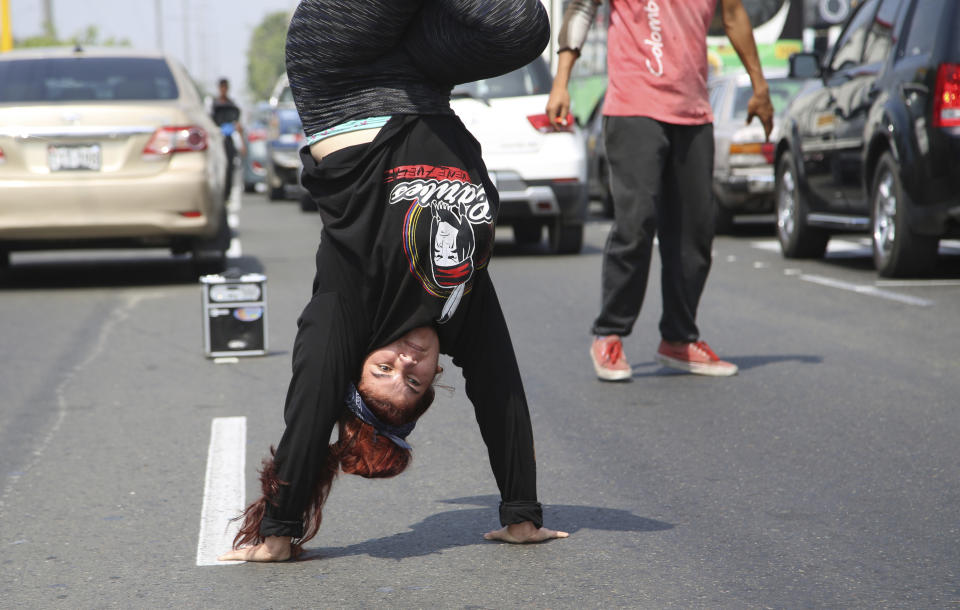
[
  {"xmin": 223, "ymin": 137, "xmax": 237, "ymax": 201},
  {"xmin": 592, "ymin": 116, "xmax": 715, "ymax": 343}
]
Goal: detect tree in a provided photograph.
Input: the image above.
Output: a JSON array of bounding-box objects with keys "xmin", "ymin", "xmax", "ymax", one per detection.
[
  {"xmin": 16, "ymin": 22, "xmax": 129, "ymax": 48},
  {"xmin": 246, "ymin": 11, "xmax": 289, "ymax": 102}
]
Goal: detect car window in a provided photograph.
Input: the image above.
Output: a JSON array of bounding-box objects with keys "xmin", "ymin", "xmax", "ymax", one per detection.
[
  {"xmin": 902, "ymin": 0, "xmax": 947, "ymax": 58},
  {"xmin": 278, "ymin": 85, "xmax": 295, "ymax": 105},
  {"xmin": 276, "ymin": 110, "xmax": 302, "ymax": 135},
  {"xmin": 829, "ymin": 0, "xmax": 880, "ymax": 71},
  {"xmin": 0, "ymin": 57, "xmax": 179, "ymax": 103},
  {"xmin": 731, "ymin": 79, "xmax": 803, "ymax": 119},
  {"xmin": 862, "ymin": 0, "xmax": 904, "ymax": 65},
  {"xmin": 708, "ymin": 82, "xmax": 725, "ymax": 113},
  {"xmin": 451, "ymin": 58, "xmax": 552, "ymax": 99}
]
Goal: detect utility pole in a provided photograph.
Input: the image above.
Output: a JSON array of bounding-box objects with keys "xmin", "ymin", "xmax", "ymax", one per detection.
[
  {"xmin": 1, "ymin": 0, "xmax": 13, "ymax": 52},
  {"xmin": 41, "ymin": 0, "xmax": 53, "ymax": 35},
  {"xmin": 155, "ymin": 0, "xmax": 163, "ymax": 51},
  {"xmin": 182, "ymin": 0, "xmax": 191, "ymax": 72}
]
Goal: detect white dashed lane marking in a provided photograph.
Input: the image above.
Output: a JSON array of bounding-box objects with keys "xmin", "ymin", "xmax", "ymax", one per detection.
[
  {"xmin": 196, "ymin": 416, "xmax": 246, "ymax": 566},
  {"xmin": 744, "ymin": 238, "xmax": 960, "ymax": 307}
]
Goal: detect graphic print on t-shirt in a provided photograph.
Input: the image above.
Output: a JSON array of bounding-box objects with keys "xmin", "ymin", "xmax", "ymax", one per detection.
[{"xmin": 385, "ymin": 164, "xmax": 494, "ymax": 321}]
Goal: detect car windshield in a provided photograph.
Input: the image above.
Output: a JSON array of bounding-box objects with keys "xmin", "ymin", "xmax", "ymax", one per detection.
[
  {"xmin": 0, "ymin": 57, "xmax": 179, "ymax": 103},
  {"xmin": 451, "ymin": 59, "xmax": 552, "ymax": 99},
  {"xmin": 276, "ymin": 109, "xmax": 302, "ymax": 135},
  {"xmin": 732, "ymin": 78, "xmax": 802, "ymax": 119}
]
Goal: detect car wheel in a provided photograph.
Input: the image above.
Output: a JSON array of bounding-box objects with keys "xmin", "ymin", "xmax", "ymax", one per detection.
[
  {"xmin": 871, "ymin": 152, "xmax": 938, "ymax": 277},
  {"xmin": 776, "ymin": 151, "xmax": 828, "ymax": 258},
  {"xmin": 513, "ymin": 222, "xmax": 542, "ymax": 245},
  {"xmin": 299, "ymin": 193, "xmax": 317, "ymax": 212},
  {"xmin": 714, "ymin": 196, "xmax": 735, "ymax": 235},
  {"xmin": 243, "ymin": 181, "xmax": 255, "ymax": 194},
  {"xmin": 268, "ymin": 185, "xmax": 285, "ymax": 201},
  {"xmin": 193, "ymin": 252, "xmax": 227, "ymax": 276},
  {"xmin": 189, "ymin": 212, "xmax": 231, "ymax": 272},
  {"xmin": 548, "ymin": 222, "xmax": 584, "ymax": 254}
]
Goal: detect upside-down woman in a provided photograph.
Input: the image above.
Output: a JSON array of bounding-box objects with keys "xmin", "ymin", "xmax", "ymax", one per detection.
[{"xmin": 219, "ymin": 0, "xmax": 568, "ymax": 562}]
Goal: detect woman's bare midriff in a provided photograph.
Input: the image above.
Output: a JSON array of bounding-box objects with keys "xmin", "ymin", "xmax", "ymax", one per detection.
[{"xmin": 309, "ymin": 127, "xmax": 382, "ymax": 162}]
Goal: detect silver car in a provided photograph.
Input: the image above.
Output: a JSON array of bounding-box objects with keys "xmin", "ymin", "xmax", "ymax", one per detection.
[
  {"xmin": 0, "ymin": 47, "xmax": 229, "ymax": 270},
  {"xmin": 709, "ymin": 71, "xmax": 803, "ymax": 233}
]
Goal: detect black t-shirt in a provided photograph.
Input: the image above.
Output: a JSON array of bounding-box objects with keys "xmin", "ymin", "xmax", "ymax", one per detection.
[
  {"xmin": 211, "ymin": 96, "xmax": 240, "ymax": 127},
  {"xmin": 263, "ymin": 115, "xmax": 541, "ymax": 535}
]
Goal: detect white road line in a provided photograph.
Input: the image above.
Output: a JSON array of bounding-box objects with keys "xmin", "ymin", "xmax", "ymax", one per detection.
[
  {"xmin": 876, "ymin": 279, "xmax": 960, "ymax": 288},
  {"xmin": 751, "ymin": 237, "xmax": 960, "ymax": 256},
  {"xmin": 799, "ymin": 274, "xmax": 934, "ymax": 307},
  {"xmin": 196, "ymin": 416, "xmax": 246, "ymax": 566},
  {"xmin": 226, "ymin": 236, "xmax": 242, "ymax": 259}
]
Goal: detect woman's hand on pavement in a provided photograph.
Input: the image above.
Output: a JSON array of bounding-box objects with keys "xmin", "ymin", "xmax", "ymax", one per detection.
[
  {"xmin": 484, "ymin": 520, "xmax": 569, "ymax": 543},
  {"xmin": 218, "ymin": 536, "xmax": 293, "ymax": 562}
]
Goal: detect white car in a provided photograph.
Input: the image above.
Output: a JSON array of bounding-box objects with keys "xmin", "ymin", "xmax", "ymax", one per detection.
[
  {"xmin": 451, "ymin": 57, "xmax": 588, "ymax": 254},
  {"xmin": 709, "ymin": 70, "xmax": 803, "ymax": 233}
]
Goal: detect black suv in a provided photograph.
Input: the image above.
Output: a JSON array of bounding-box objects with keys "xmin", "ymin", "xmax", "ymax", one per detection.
[{"xmin": 775, "ymin": 0, "xmax": 960, "ymax": 276}]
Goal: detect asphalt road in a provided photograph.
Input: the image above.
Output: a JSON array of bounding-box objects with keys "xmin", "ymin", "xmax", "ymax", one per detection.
[{"xmin": 1, "ymin": 193, "xmax": 959, "ymax": 609}]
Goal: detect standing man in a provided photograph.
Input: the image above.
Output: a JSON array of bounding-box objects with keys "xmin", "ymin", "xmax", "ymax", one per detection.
[
  {"xmin": 546, "ymin": 0, "xmax": 773, "ymax": 380},
  {"xmin": 211, "ymin": 77, "xmax": 246, "ymax": 201}
]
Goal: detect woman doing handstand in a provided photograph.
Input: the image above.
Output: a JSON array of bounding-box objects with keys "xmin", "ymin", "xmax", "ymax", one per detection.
[{"xmin": 220, "ymin": 0, "xmax": 567, "ymax": 562}]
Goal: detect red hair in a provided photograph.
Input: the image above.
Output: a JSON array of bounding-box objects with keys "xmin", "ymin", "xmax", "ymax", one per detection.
[{"xmin": 231, "ymin": 385, "xmax": 435, "ymax": 556}]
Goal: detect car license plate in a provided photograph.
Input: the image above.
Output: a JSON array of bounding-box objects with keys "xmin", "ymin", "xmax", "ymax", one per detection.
[{"xmin": 48, "ymin": 144, "xmax": 102, "ymax": 171}]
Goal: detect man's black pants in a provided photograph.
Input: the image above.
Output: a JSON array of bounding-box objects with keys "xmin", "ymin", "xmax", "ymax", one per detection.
[{"xmin": 592, "ymin": 116, "xmax": 715, "ymax": 343}]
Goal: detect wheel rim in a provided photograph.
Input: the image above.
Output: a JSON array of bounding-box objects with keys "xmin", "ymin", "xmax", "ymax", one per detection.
[
  {"xmin": 873, "ymin": 170, "xmax": 897, "ymax": 259},
  {"xmin": 777, "ymin": 165, "xmax": 796, "ymax": 239}
]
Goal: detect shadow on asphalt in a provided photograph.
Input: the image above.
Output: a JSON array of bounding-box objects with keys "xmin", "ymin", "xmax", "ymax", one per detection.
[
  {"xmin": 0, "ymin": 254, "xmax": 265, "ymax": 290},
  {"xmin": 625, "ymin": 353, "xmax": 823, "ymax": 378},
  {"xmin": 298, "ymin": 494, "xmax": 673, "ymax": 561}
]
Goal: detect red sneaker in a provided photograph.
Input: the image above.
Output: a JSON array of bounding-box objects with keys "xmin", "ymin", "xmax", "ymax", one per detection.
[
  {"xmin": 655, "ymin": 340, "xmax": 738, "ymax": 377},
  {"xmin": 590, "ymin": 335, "xmax": 632, "ymax": 381}
]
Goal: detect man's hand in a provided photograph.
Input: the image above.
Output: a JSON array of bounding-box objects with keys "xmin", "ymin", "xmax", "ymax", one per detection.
[
  {"xmin": 484, "ymin": 520, "xmax": 569, "ymax": 543},
  {"xmin": 746, "ymin": 87, "xmax": 774, "ymax": 140},
  {"xmin": 546, "ymin": 85, "xmax": 572, "ymax": 128}
]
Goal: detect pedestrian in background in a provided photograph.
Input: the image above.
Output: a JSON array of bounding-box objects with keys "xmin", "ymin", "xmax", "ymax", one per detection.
[
  {"xmin": 546, "ymin": 0, "xmax": 774, "ymax": 380},
  {"xmin": 210, "ymin": 77, "xmax": 245, "ymax": 201}
]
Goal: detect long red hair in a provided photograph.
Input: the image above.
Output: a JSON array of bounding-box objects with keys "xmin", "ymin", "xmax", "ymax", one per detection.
[{"xmin": 231, "ymin": 384, "xmax": 435, "ymax": 556}]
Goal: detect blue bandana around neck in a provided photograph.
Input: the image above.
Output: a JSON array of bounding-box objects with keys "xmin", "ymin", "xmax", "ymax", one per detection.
[{"xmin": 344, "ymin": 382, "xmax": 416, "ymax": 449}]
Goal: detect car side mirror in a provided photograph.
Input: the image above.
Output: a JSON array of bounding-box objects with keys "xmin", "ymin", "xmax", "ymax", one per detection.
[{"xmin": 789, "ymin": 52, "xmax": 822, "ymax": 80}]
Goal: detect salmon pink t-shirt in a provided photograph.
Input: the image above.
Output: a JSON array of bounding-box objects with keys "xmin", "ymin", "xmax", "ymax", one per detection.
[{"xmin": 603, "ymin": 0, "xmax": 716, "ymax": 124}]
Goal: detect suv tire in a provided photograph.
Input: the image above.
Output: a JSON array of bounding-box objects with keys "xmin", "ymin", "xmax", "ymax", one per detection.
[
  {"xmin": 871, "ymin": 152, "xmax": 938, "ymax": 277},
  {"xmin": 776, "ymin": 151, "xmax": 828, "ymax": 258},
  {"xmin": 549, "ymin": 221, "xmax": 584, "ymax": 254},
  {"xmin": 513, "ymin": 222, "xmax": 542, "ymax": 245},
  {"xmin": 714, "ymin": 196, "xmax": 735, "ymax": 235}
]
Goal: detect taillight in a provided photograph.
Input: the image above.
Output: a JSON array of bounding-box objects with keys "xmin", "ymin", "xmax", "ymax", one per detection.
[
  {"xmin": 0, "ymin": 146, "xmax": 5, "ymax": 165},
  {"xmin": 527, "ymin": 113, "xmax": 575, "ymax": 133},
  {"xmin": 247, "ymin": 128, "xmax": 267, "ymax": 142},
  {"xmin": 933, "ymin": 63, "xmax": 960, "ymax": 128},
  {"xmin": 729, "ymin": 142, "xmax": 775, "ymax": 164},
  {"xmin": 142, "ymin": 126, "xmax": 208, "ymax": 157}
]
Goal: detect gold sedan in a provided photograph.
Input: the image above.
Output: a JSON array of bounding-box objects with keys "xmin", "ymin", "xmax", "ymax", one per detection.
[{"xmin": 0, "ymin": 47, "xmax": 229, "ymax": 270}]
